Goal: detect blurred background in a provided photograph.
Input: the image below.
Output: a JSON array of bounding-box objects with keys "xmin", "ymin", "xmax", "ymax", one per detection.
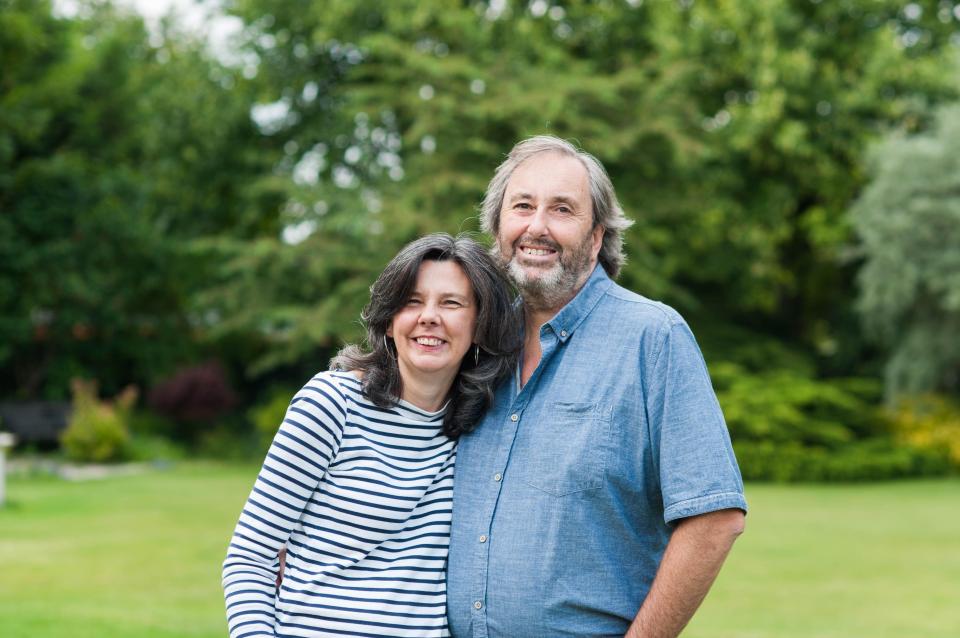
[{"xmin": 1, "ymin": 0, "xmax": 959, "ymax": 636}]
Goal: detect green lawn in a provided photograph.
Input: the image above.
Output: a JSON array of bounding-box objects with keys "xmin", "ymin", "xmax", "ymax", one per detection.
[
  {"xmin": 0, "ymin": 463, "xmax": 253, "ymax": 638},
  {"xmin": 1, "ymin": 464, "xmax": 958, "ymax": 637},
  {"xmin": 686, "ymin": 479, "xmax": 960, "ymax": 638}
]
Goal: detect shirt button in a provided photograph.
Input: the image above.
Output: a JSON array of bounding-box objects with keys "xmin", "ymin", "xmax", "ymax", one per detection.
[
  {"xmin": 479, "ymin": 534, "xmax": 487, "ymax": 543},
  {"xmin": 493, "ymin": 473, "xmax": 502, "ymax": 481},
  {"xmin": 510, "ymin": 413, "xmax": 519, "ymax": 422},
  {"xmin": 474, "ymin": 600, "xmax": 483, "ymax": 610},
  {"xmin": 560, "ymin": 330, "xmax": 568, "ymax": 337}
]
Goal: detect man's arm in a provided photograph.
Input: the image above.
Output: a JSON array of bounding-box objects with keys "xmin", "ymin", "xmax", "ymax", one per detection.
[{"xmin": 625, "ymin": 508, "xmax": 745, "ymax": 638}]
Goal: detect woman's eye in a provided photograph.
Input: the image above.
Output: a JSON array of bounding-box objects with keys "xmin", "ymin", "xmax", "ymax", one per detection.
[
  {"xmin": 443, "ymin": 300, "xmax": 462, "ymax": 308},
  {"xmin": 406, "ymin": 298, "xmax": 422, "ymax": 306}
]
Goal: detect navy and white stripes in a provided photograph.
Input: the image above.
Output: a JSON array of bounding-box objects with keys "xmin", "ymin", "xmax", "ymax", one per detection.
[{"xmin": 223, "ymin": 371, "xmax": 456, "ymax": 637}]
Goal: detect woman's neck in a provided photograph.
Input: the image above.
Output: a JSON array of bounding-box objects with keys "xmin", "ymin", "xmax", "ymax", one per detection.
[{"xmin": 398, "ymin": 367, "xmax": 456, "ymax": 412}]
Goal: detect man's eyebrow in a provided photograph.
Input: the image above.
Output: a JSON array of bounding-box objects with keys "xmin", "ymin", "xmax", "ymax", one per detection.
[
  {"xmin": 549, "ymin": 195, "xmax": 580, "ymax": 207},
  {"xmin": 506, "ymin": 192, "xmax": 580, "ymax": 207},
  {"xmin": 506, "ymin": 191, "xmax": 534, "ymax": 203}
]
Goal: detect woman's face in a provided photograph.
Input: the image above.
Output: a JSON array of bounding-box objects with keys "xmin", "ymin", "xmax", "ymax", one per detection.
[{"xmin": 387, "ymin": 260, "xmax": 478, "ymax": 389}]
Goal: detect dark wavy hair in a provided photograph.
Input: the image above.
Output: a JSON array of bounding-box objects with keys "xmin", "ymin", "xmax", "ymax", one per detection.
[{"xmin": 331, "ymin": 233, "xmax": 520, "ymax": 438}]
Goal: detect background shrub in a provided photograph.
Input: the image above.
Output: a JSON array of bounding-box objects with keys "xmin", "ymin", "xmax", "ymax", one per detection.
[
  {"xmin": 60, "ymin": 379, "xmax": 136, "ymax": 463},
  {"xmin": 734, "ymin": 439, "xmax": 950, "ymax": 482},
  {"xmin": 713, "ymin": 363, "xmax": 951, "ymax": 481},
  {"xmin": 195, "ymin": 419, "xmax": 262, "ymax": 461},
  {"xmin": 147, "ymin": 362, "xmax": 238, "ymax": 444},
  {"xmin": 887, "ymin": 395, "xmax": 960, "ymax": 469},
  {"xmin": 247, "ymin": 386, "xmax": 297, "ymax": 450}
]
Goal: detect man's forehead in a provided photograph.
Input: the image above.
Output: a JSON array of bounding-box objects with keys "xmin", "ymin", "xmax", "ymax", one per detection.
[{"xmin": 504, "ymin": 153, "xmax": 590, "ymax": 195}]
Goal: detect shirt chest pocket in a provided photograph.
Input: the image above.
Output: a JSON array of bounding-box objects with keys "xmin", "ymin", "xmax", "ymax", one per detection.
[{"xmin": 516, "ymin": 402, "xmax": 613, "ymax": 497}]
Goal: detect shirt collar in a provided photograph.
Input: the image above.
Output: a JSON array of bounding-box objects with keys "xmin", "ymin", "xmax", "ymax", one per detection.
[{"xmin": 528, "ymin": 264, "xmax": 613, "ymax": 343}]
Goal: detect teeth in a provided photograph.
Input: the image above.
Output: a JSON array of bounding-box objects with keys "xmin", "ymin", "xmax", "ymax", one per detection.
[
  {"xmin": 523, "ymin": 247, "xmax": 553, "ymax": 256},
  {"xmin": 416, "ymin": 337, "xmax": 443, "ymax": 346}
]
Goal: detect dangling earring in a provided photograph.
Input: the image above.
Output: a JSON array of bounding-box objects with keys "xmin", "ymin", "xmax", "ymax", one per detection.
[
  {"xmin": 474, "ymin": 343, "xmax": 480, "ymax": 366},
  {"xmin": 384, "ymin": 335, "xmax": 395, "ymax": 359}
]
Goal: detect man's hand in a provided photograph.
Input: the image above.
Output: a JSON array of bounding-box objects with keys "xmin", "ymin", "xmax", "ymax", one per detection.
[
  {"xmin": 626, "ymin": 508, "xmax": 745, "ymax": 638},
  {"xmin": 275, "ymin": 546, "xmax": 287, "ymax": 589}
]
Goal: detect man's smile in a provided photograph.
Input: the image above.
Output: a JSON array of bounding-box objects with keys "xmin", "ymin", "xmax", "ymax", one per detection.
[{"xmin": 515, "ymin": 239, "xmax": 561, "ymax": 264}]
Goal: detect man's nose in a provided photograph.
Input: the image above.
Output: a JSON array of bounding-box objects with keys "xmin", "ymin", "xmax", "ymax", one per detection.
[{"xmin": 526, "ymin": 207, "xmax": 550, "ymax": 237}]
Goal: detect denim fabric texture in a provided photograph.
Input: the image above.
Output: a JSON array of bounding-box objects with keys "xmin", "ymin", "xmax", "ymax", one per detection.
[{"xmin": 447, "ymin": 265, "xmax": 747, "ymax": 638}]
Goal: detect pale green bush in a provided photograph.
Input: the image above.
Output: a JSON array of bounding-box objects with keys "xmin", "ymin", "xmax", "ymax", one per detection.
[{"xmin": 60, "ymin": 380, "xmax": 136, "ymax": 463}]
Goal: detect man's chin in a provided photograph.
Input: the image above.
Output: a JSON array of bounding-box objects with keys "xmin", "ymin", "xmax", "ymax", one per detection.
[{"xmin": 508, "ymin": 261, "xmax": 561, "ymax": 286}]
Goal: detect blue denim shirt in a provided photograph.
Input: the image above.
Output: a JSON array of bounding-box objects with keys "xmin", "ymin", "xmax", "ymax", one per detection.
[{"xmin": 447, "ymin": 265, "xmax": 747, "ymax": 638}]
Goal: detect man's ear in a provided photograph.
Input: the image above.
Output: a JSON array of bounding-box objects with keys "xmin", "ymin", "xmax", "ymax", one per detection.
[{"xmin": 591, "ymin": 225, "xmax": 604, "ymax": 260}]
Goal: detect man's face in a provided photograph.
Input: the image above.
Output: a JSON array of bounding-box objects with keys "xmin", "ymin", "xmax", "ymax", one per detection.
[{"xmin": 496, "ymin": 152, "xmax": 603, "ymax": 311}]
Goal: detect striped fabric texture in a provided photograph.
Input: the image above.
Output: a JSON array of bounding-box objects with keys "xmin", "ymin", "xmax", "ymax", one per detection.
[{"xmin": 223, "ymin": 371, "xmax": 456, "ymax": 638}]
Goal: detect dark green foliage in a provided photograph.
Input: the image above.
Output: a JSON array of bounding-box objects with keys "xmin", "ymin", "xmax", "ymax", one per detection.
[
  {"xmin": 734, "ymin": 439, "xmax": 950, "ymax": 483},
  {"xmin": 6, "ymin": 1, "xmax": 960, "ymax": 478},
  {"xmin": 714, "ymin": 364, "xmax": 880, "ymax": 446},
  {"xmin": 247, "ymin": 385, "xmax": 298, "ymax": 450},
  {"xmin": 712, "ymin": 362, "xmax": 952, "ymax": 481},
  {"xmin": 218, "ymin": 0, "xmax": 959, "ymax": 381},
  {"xmin": 125, "ymin": 409, "xmax": 185, "ymax": 461},
  {"xmin": 697, "ymin": 316, "xmax": 952, "ymax": 480},
  {"xmin": 194, "ymin": 419, "xmax": 263, "ymax": 461},
  {"xmin": 0, "ymin": 0, "xmax": 272, "ymax": 398}
]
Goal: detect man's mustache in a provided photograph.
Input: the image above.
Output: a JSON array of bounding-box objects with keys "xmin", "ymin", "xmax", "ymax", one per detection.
[{"xmin": 511, "ymin": 236, "xmax": 562, "ymax": 253}]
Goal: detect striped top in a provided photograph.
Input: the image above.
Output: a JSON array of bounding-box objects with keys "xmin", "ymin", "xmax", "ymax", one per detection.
[{"xmin": 222, "ymin": 371, "xmax": 456, "ymax": 638}]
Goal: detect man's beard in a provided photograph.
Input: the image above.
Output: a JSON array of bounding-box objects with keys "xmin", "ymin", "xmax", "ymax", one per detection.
[{"xmin": 495, "ymin": 230, "xmax": 596, "ymax": 312}]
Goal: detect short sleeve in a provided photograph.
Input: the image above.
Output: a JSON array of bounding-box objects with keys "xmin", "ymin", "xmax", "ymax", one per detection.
[{"xmin": 644, "ymin": 320, "xmax": 747, "ymax": 525}]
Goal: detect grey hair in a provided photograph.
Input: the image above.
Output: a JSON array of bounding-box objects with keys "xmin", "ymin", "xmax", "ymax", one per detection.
[
  {"xmin": 480, "ymin": 135, "xmax": 634, "ymax": 279},
  {"xmin": 330, "ymin": 233, "xmax": 520, "ymax": 438}
]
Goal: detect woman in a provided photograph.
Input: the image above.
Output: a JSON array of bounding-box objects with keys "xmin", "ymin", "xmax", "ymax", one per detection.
[{"xmin": 222, "ymin": 234, "xmax": 519, "ymax": 638}]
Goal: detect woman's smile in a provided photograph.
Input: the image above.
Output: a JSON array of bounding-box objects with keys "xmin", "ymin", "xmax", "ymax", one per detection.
[{"xmin": 388, "ymin": 259, "xmax": 478, "ymax": 386}]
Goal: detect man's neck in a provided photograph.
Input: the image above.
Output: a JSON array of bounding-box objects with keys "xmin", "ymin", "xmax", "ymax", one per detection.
[
  {"xmin": 518, "ymin": 295, "xmax": 576, "ymax": 387},
  {"xmin": 516, "ymin": 263, "xmax": 597, "ymax": 387}
]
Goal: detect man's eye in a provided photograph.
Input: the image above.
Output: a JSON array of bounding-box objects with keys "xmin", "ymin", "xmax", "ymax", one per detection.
[{"xmin": 514, "ymin": 202, "xmax": 532, "ymax": 210}]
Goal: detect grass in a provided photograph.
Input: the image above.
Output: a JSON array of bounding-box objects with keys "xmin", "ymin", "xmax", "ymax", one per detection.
[
  {"xmin": 687, "ymin": 480, "xmax": 960, "ymax": 638},
  {"xmin": 0, "ymin": 463, "xmax": 253, "ymax": 638},
  {"xmin": 1, "ymin": 463, "xmax": 958, "ymax": 637}
]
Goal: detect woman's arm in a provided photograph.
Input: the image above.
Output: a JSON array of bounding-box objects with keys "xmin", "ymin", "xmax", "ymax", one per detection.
[{"xmin": 222, "ymin": 374, "xmax": 346, "ymax": 638}]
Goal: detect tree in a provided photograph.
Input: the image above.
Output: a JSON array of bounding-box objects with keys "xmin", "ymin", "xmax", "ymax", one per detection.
[
  {"xmin": 220, "ymin": 0, "xmax": 959, "ymax": 377},
  {"xmin": 850, "ymin": 103, "xmax": 960, "ymax": 398},
  {"xmin": 0, "ymin": 0, "xmax": 272, "ymax": 398}
]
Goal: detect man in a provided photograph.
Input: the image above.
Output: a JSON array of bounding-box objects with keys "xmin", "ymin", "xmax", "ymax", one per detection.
[{"xmin": 446, "ymin": 136, "xmax": 747, "ymax": 638}]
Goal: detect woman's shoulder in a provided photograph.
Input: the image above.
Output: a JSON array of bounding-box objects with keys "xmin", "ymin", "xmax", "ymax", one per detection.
[{"xmin": 293, "ymin": 370, "xmax": 362, "ymax": 411}]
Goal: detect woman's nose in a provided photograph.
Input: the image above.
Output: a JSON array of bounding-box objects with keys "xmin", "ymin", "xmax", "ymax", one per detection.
[{"xmin": 418, "ymin": 300, "xmax": 440, "ymax": 323}]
